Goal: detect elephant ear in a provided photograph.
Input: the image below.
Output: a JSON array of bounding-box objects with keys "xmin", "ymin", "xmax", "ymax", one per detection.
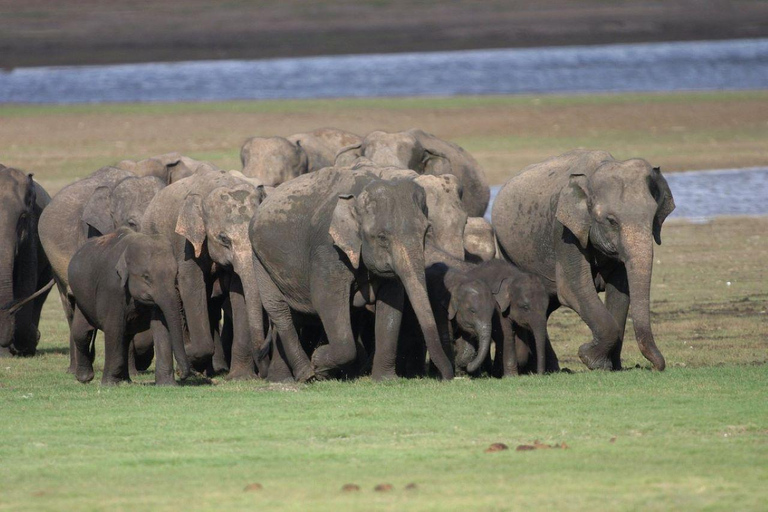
[
  {"xmin": 334, "ymin": 143, "xmax": 363, "ymax": 167},
  {"xmin": 329, "ymin": 194, "xmax": 361, "ymax": 269},
  {"xmin": 649, "ymin": 166, "xmax": 676, "ymax": 245},
  {"xmin": 24, "ymin": 173, "xmax": 37, "ymax": 212},
  {"xmin": 175, "ymin": 193, "xmax": 206, "ymax": 258},
  {"xmin": 115, "ymin": 249, "xmax": 129, "ymax": 288},
  {"xmin": 82, "ymin": 185, "xmax": 114, "ymax": 236},
  {"xmin": 422, "ymin": 149, "xmax": 453, "ymax": 176},
  {"xmin": 555, "ymin": 173, "xmax": 593, "ymax": 247},
  {"xmin": 447, "ymin": 294, "xmax": 458, "ymax": 320},
  {"xmin": 492, "ymin": 278, "xmax": 513, "ymax": 315}
]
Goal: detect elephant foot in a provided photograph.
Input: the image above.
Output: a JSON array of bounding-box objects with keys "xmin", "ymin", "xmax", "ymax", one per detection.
[
  {"xmin": 0, "ymin": 346, "xmax": 12, "ymax": 358},
  {"xmin": 578, "ymin": 343, "xmax": 613, "ymax": 371},
  {"xmin": 155, "ymin": 376, "xmax": 178, "ymax": 387},
  {"xmin": 267, "ymin": 372, "xmax": 296, "ymax": 383},
  {"xmin": 101, "ymin": 376, "xmax": 131, "ymax": 386},
  {"xmin": 225, "ymin": 366, "xmax": 257, "ymax": 381},
  {"xmin": 76, "ymin": 368, "xmax": 95, "ymax": 383}
]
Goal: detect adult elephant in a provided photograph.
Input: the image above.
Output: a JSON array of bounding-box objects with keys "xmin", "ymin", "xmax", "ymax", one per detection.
[
  {"xmin": 492, "ymin": 150, "xmax": 675, "ymax": 371},
  {"xmin": 141, "ymin": 169, "xmax": 266, "ymax": 378},
  {"xmin": 250, "ymin": 166, "xmax": 454, "ymax": 382},
  {"xmin": 116, "ymin": 153, "xmax": 213, "ymax": 185},
  {"xmin": 0, "ymin": 165, "xmax": 53, "ymax": 357},
  {"xmin": 241, "ymin": 128, "xmax": 361, "ymax": 186},
  {"xmin": 335, "ymin": 129, "xmax": 490, "ymax": 217}
]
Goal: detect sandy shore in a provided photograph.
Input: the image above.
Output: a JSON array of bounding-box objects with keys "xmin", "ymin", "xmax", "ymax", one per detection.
[{"xmin": 2, "ymin": 0, "xmax": 768, "ymax": 68}]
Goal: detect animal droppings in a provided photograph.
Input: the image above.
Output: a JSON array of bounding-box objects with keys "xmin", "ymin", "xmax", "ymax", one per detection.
[
  {"xmin": 485, "ymin": 443, "xmax": 509, "ymax": 453},
  {"xmin": 610, "ymin": 437, "xmax": 617, "ymax": 443},
  {"xmin": 243, "ymin": 483, "xmax": 263, "ymax": 492},
  {"xmin": 341, "ymin": 484, "xmax": 360, "ymax": 492},
  {"xmin": 374, "ymin": 484, "xmax": 394, "ymax": 492},
  {"xmin": 405, "ymin": 483, "xmax": 419, "ymax": 490},
  {"xmin": 516, "ymin": 440, "xmax": 569, "ymax": 451}
]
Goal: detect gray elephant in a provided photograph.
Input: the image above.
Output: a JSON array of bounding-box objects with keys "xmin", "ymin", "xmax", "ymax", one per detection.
[
  {"xmin": 141, "ymin": 169, "xmax": 266, "ymax": 379},
  {"xmin": 492, "ymin": 150, "xmax": 675, "ymax": 371},
  {"xmin": 69, "ymin": 228, "xmax": 190, "ymax": 385},
  {"xmin": 240, "ymin": 128, "xmax": 362, "ymax": 187},
  {"xmin": 463, "ymin": 217, "xmax": 496, "ymax": 262},
  {"xmin": 0, "ymin": 165, "xmax": 53, "ymax": 357},
  {"xmin": 82, "ymin": 176, "xmax": 166, "ymax": 234},
  {"xmin": 335, "ymin": 129, "xmax": 490, "ymax": 217},
  {"xmin": 116, "ymin": 153, "xmax": 212, "ymax": 185},
  {"xmin": 459, "ymin": 260, "xmax": 551, "ymax": 376},
  {"xmin": 250, "ymin": 166, "xmax": 454, "ymax": 382}
]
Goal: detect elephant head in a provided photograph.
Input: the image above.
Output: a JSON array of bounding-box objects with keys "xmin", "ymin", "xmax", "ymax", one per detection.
[
  {"xmin": 116, "ymin": 153, "xmax": 196, "ymax": 185},
  {"xmin": 493, "ymin": 271, "xmax": 550, "ymax": 374},
  {"xmin": 443, "ymin": 272, "xmax": 495, "ymax": 374},
  {"xmin": 555, "ymin": 159, "xmax": 675, "ymax": 370},
  {"xmin": 329, "ymin": 178, "xmax": 453, "ymax": 379},
  {"xmin": 335, "ymin": 130, "xmax": 452, "ymax": 176},
  {"xmin": 0, "ymin": 168, "xmax": 38, "ymax": 353},
  {"xmin": 240, "ymin": 136, "xmax": 308, "ymax": 187},
  {"xmin": 114, "ymin": 232, "xmax": 190, "ymax": 379},
  {"xmin": 175, "ymin": 181, "xmax": 267, "ymax": 357},
  {"xmin": 414, "ymin": 174, "xmax": 468, "ymax": 261},
  {"xmin": 82, "ymin": 176, "xmax": 165, "ymax": 235}
]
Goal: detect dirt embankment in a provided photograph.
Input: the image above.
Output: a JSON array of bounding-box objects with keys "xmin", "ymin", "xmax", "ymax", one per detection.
[{"xmin": 2, "ymin": 0, "xmax": 767, "ymax": 68}]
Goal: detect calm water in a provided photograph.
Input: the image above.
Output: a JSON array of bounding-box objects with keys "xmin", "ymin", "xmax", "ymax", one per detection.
[
  {"xmin": 487, "ymin": 167, "xmax": 768, "ymax": 220},
  {"xmin": 2, "ymin": 39, "xmax": 767, "ymax": 104}
]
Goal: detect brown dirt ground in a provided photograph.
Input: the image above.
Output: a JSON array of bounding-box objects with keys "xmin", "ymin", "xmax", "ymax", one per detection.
[
  {"xmin": 2, "ymin": 92, "xmax": 766, "ymax": 194},
  {"xmin": 2, "ymin": 0, "xmax": 768, "ymax": 67}
]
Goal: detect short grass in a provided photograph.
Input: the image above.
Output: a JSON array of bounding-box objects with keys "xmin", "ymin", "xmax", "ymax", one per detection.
[
  {"xmin": 1, "ymin": 217, "xmax": 766, "ymax": 511},
  {"xmin": 2, "ymin": 90, "xmax": 767, "ymax": 193}
]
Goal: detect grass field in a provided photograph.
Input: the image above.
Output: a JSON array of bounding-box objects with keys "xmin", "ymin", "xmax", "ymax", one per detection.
[
  {"xmin": 2, "ymin": 91, "xmax": 768, "ymax": 194},
  {"xmin": 1, "ymin": 92, "xmax": 767, "ymax": 510},
  {"xmin": 1, "ymin": 215, "xmax": 766, "ymax": 511}
]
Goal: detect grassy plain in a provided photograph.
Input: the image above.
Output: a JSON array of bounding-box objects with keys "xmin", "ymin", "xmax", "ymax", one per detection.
[
  {"xmin": 2, "ymin": 90, "xmax": 768, "ymax": 194},
  {"xmin": 0, "ymin": 93, "xmax": 767, "ymax": 510}
]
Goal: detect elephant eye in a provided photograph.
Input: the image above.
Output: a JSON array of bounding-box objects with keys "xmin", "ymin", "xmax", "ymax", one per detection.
[
  {"xmin": 376, "ymin": 232, "xmax": 388, "ymax": 245},
  {"xmin": 142, "ymin": 273, "xmax": 152, "ymax": 282},
  {"xmin": 606, "ymin": 214, "xmax": 618, "ymax": 226},
  {"xmin": 217, "ymin": 233, "xmax": 232, "ymax": 247},
  {"xmin": 519, "ymin": 302, "xmax": 530, "ymax": 311}
]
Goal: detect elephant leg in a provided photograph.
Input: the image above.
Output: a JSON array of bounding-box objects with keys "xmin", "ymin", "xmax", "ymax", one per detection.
[
  {"xmin": 133, "ymin": 330, "xmax": 155, "ymax": 372},
  {"xmin": 151, "ymin": 309, "xmax": 177, "ymax": 386},
  {"xmin": 371, "ymin": 280, "xmax": 405, "ymax": 380},
  {"xmin": 556, "ymin": 244, "xmax": 620, "ymax": 371},
  {"xmin": 267, "ymin": 334, "xmax": 295, "ymax": 382},
  {"xmin": 311, "ymin": 275, "xmax": 358, "ymax": 380},
  {"xmin": 498, "ymin": 315, "xmax": 519, "ymax": 377},
  {"xmin": 254, "ymin": 258, "xmax": 314, "ymax": 382},
  {"xmin": 102, "ymin": 319, "xmax": 130, "ymax": 386},
  {"xmin": 226, "ymin": 274, "xmax": 256, "ymax": 380},
  {"xmin": 604, "ymin": 266, "xmax": 630, "ymax": 371},
  {"xmin": 177, "ymin": 257, "xmax": 214, "ymax": 370},
  {"xmin": 212, "ymin": 296, "xmax": 232, "ymax": 374},
  {"xmin": 71, "ymin": 307, "xmax": 96, "ymax": 384}
]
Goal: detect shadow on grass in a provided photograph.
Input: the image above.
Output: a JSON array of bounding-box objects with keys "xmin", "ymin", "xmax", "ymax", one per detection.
[{"xmin": 34, "ymin": 346, "xmax": 69, "ymax": 355}]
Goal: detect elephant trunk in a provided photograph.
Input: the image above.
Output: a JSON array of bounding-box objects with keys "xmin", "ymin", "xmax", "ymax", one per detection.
[
  {"xmin": 157, "ymin": 294, "xmax": 190, "ymax": 379},
  {"xmin": 466, "ymin": 322, "xmax": 491, "ymax": 374},
  {"xmin": 625, "ymin": 235, "xmax": 665, "ymax": 371},
  {"xmin": 0, "ymin": 243, "xmax": 17, "ymax": 348},
  {"xmin": 394, "ymin": 242, "xmax": 454, "ymax": 380},
  {"xmin": 531, "ymin": 321, "xmax": 549, "ymax": 375},
  {"xmin": 234, "ymin": 251, "xmax": 265, "ymax": 362}
]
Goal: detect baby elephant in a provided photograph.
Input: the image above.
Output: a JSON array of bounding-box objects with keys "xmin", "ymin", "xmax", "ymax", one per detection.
[
  {"xmin": 463, "ymin": 260, "xmax": 552, "ymax": 375},
  {"xmin": 68, "ymin": 228, "xmax": 190, "ymax": 385}
]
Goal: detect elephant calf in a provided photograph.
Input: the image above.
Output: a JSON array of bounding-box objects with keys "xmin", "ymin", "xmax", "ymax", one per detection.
[{"xmin": 68, "ymin": 228, "xmax": 190, "ymax": 386}]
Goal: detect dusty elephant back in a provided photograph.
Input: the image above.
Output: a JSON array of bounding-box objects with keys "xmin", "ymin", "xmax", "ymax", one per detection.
[
  {"xmin": 39, "ymin": 166, "xmax": 134, "ymax": 290},
  {"xmin": 492, "ymin": 150, "xmax": 614, "ymax": 282}
]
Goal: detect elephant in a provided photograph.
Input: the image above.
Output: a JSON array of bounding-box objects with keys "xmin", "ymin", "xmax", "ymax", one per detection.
[
  {"xmin": 141, "ymin": 169, "xmax": 266, "ymax": 379},
  {"xmin": 459, "ymin": 260, "xmax": 552, "ymax": 376},
  {"xmin": 463, "ymin": 217, "xmax": 496, "ymax": 262},
  {"xmin": 250, "ymin": 166, "xmax": 455, "ymax": 382},
  {"xmin": 335, "ymin": 129, "xmax": 490, "ymax": 217},
  {"xmin": 82, "ymin": 176, "xmax": 166, "ymax": 234},
  {"xmin": 68, "ymin": 228, "xmax": 190, "ymax": 385},
  {"xmin": 0, "ymin": 165, "xmax": 53, "ymax": 357},
  {"xmin": 492, "ymin": 150, "xmax": 675, "ymax": 371},
  {"xmin": 116, "ymin": 152, "xmax": 213, "ymax": 185},
  {"xmin": 241, "ymin": 128, "xmax": 362, "ymax": 187}
]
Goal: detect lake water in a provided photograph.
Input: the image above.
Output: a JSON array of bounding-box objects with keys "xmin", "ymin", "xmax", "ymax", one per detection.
[
  {"xmin": 2, "ymin": 39, "xmax": 767, "ymax": 104},
  {"xmin": 486, "ymin": 167, "xmax": 768, "ymax": 221}
]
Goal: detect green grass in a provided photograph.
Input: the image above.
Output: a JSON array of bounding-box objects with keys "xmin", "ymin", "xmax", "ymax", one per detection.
[
  {"xmin": 2, "ymin": 90, "xmax": 766, "ymax": 118},
  {"xmin": 1, "ymin": 217, "xmax": 766, "ymax": 511}
]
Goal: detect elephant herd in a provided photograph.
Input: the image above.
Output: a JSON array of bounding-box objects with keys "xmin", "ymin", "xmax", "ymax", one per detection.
[{"xmin": 0, "ymin": 127, "xmax": 675, "ymax": 386}]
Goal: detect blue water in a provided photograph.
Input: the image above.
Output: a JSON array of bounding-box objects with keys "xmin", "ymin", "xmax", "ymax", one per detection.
[
  {"xmin": 487, "ymin": 167, "xmax": 768, "ymax": 221},
  {"xmin": 1, "ymin": 39, "xmax": 767, "ymax": 104}
]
